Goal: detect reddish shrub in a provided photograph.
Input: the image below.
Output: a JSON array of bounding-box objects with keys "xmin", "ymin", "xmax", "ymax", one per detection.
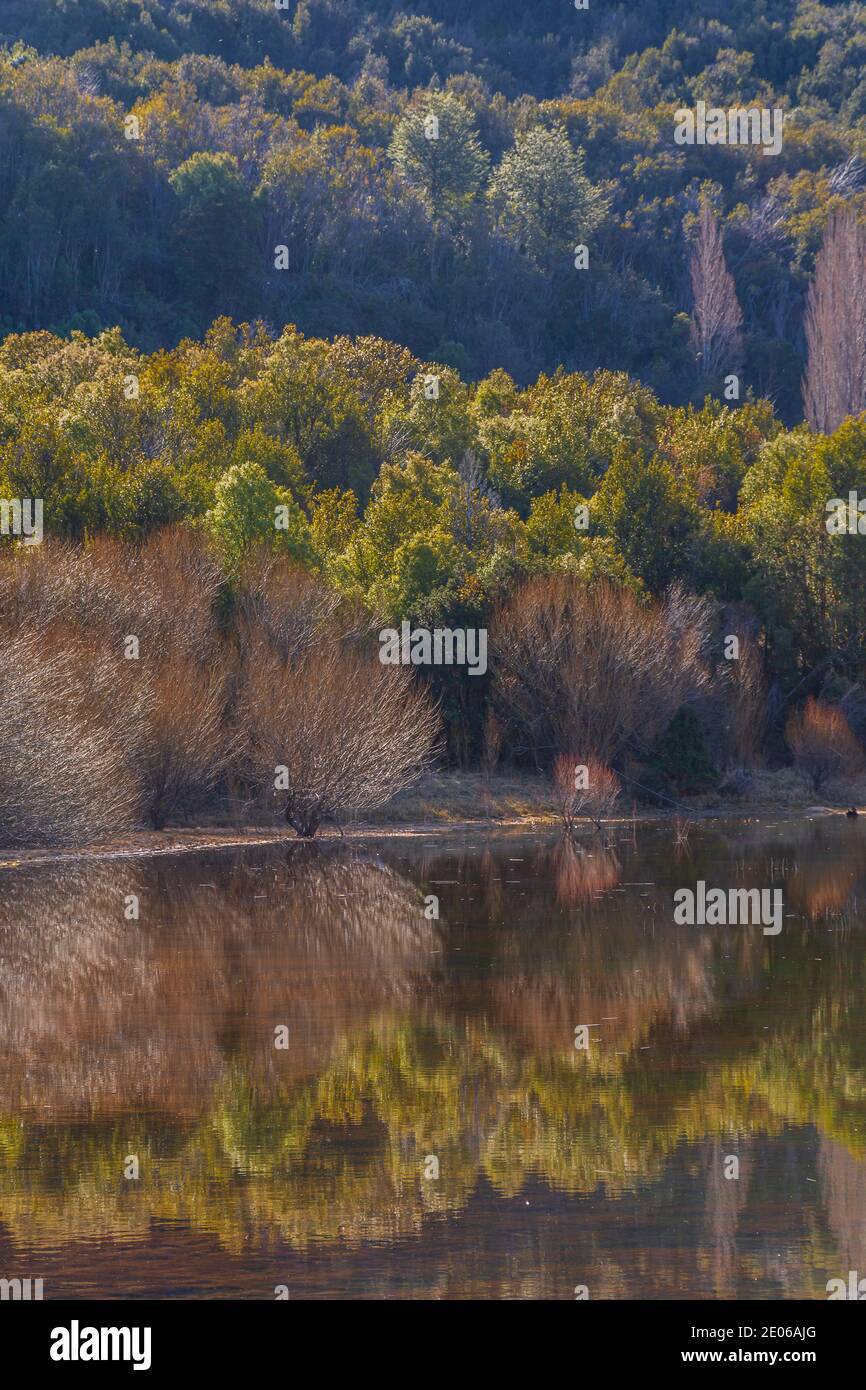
[{"xmin": 785, "ymin": 697, "xmax": 864, "ymax": 791}]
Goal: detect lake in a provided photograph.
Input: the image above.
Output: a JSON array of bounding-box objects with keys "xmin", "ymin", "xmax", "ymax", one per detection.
[{"xmin": 1, "ymin": 815, "xmax": 864, "ymax": 1300}]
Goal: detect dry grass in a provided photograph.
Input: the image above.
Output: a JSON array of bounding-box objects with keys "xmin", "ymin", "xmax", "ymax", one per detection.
[{"xmin": 363, "ymin": 770, "xmax": 558, "ymax": 825}]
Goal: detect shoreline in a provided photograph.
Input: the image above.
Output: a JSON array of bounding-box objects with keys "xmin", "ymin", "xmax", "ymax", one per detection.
[{"xmin": 0, "ymin": 795, "xmax": 857, "ymax": 874}]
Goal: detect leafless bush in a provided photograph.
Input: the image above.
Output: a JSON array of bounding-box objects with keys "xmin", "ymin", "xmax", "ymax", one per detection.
[
  {"xmin": 785, "ymin": 697, "xmax": 864, "ymax": 791},
  {"xmin": 233, "ymin": 547, "xmax": 358, "ymax": 663},
  {"xmin": 732, "ymin": 641, "xmax": 765, "ymax": 764},
  {"xmin": 237, "ymin": 630, "xmax": 440, "ymax": 836},
  {"xmin": 722, "ymin": 631, "xmax": 767, "ymax": 767},
  {"xmin": 135, "ymin": 527, "xmax": 225, "ymax": 659},
  {"xmin": 0, "ymin": 532, "xmax": 438, "ymax": 845},
  {"xmin": 0, "ymin": 626, "xmax": 140, "ymax": 848},
  {"xmin": 0, "ymin": 533, "xmax": 233, "ymax": 834},
  {"xmin": 134, "ymin": 654, "xmax": 230, "ymax": 829},
  {"xmin": 0, "ymin": 528, "xmax": 222, "ymax": 662},
  {"xmin": 553, "ymin": 753, "xmax": 621, "ymax": 834},
  {"xmin": 489, "ymin": 575, "xmax": 711, "ymax": 767},
  {"xmin": 480, "ymin": 707, "xmax": 502, "ymax": 780}
]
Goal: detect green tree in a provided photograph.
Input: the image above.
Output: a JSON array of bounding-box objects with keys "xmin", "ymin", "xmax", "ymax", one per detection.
[
  {"xmin": 203, "ymin": 461, "xmax": 313, "ymax": 571},
  {"xmin": 524, "ymin": 486, "xmax": 585, "ymax": 561},
  {"xmin": 488, "ymin": 125, "xmax": 606, "ymax": 263},
  {"xmin": 169, "ymin": 152, "xmax": 258, "ymax": 315},
  {"xmin": 310, "ymin": 487, "xmax": 360, "ymax": 565},
  {"xmin": 740, "ymin": 421, "xmax": 866, "ymax": 671},
  {"xmin": 388, "ymin": 92, "xmax": 489, "ymax": 220},
  {"xmin": 593, "ymin": 446, "xmax": 697, "ymax": 594}
]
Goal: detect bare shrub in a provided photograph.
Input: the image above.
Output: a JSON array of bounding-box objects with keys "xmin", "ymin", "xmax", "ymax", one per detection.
[
  {"xmin": 135, "ymin": 654, "xmax": 230, "ymax": 829},
  {"xmin": 721, "ymin": 631, "xmax": 767, "ymax": 767},
  {"xmin": 135, "ymin": 527, "xmax": 225, "ymax": 658},
  {"xmin": 490, "ymin": 575, "xmax": 710, "ymax": 767},
  {"xmin": 0, "ymin": 528, "xmax": 222, "ymax": 661},
  {"xmin": 0, "ymin": 532, "xmax": 437, "ymax": 845},
  {"xmin": 233, "ymin": 548, "xmax": 357, "ymax": 662},
  {"xmin": 0, "ymin": 627, "xmax": 140, "ymax": 848},
  {"xmin": 480, "ymin": 707, "xmax": 502, "ymax": 780},
  {"xmin": 237, "ymin": 631, "xmax": 440, "ymax": 836},
  {"xmin": 686, "ymin": 614, "xmax": 768, "ymax": 773},
  {"xmin": 785, "ymin": 697, "xmax": 864, "ymax": 791},
  {"xmin": 553, "ymin": 753, "xmax": 621, "ymax": 833},
  {"xmin": 0, "ymin": 532, "xmax": 235, "ymax": 835}
]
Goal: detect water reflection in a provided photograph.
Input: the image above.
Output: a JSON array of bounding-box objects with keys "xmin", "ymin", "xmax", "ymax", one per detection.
[{"xmin": 0, "ymin": 818, "xmax": 864, "ymax": 1298}]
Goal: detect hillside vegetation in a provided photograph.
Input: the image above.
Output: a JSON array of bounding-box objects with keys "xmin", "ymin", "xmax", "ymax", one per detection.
[{"xmin": 3, "ymin": 3, "xmax": 866, "ymax": 839}]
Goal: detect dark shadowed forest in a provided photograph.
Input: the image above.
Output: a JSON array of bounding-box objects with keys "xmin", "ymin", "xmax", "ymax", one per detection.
[{"xmin": 2, "ymin": 0, "xmax": 866, "ymax": 409}]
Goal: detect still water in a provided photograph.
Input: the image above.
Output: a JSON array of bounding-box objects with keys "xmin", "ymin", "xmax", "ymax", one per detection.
[{"xmin": 0, "ymin": 816, "xmax": 864, "ymax": 1300}]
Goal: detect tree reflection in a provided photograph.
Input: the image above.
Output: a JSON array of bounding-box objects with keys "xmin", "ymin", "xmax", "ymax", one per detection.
[{"xmin": 0, "ymin": 821, "xmax": 865, "ymax": 1298}]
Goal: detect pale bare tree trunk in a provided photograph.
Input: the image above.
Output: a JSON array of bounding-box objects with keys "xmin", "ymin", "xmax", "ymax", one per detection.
[
  {"xmin": 689, "ymin": 202, "xmax": 744, "ymax": 380},
  {"xmin": 803, "ymin": 206, "xmax": 866, "ymax": 432}
]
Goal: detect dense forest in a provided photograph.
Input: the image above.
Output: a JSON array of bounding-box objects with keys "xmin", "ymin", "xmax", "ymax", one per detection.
[
  {"xmin": 1, "ymin": 2, "xmax": 866, "ymax": 410},
  {"xmin": 3, "ymin": 1, "xmax": 866, "ymax": 841}
]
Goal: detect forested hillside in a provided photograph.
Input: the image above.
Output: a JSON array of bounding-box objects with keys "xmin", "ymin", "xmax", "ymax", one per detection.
[{"xmin": 1, "ymin": 2, "xmax": 866, "ymax": 413}]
